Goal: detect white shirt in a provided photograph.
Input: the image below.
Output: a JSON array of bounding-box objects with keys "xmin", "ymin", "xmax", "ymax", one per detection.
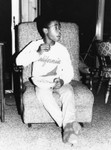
[{"xmin": 16, "ymin": 39, "xmax": 74, "ymax": 85}]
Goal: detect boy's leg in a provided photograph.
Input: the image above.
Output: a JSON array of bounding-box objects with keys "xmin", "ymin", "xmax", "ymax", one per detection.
[
  {"xmin": 35, "ymin": 87, "xmax": 63, "ymax": 127},
  {"xmin": 57, "ymin": 84, "xmax": 81, "ymax": 144},
  {"xmin": 57, "ymin": 84, "xmax": 76, "ymax": 127}
]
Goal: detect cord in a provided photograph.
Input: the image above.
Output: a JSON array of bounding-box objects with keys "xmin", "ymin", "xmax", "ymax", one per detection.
[{"xmin": 83, "ymin": 36, "xmax": 96, "ymax": 62}]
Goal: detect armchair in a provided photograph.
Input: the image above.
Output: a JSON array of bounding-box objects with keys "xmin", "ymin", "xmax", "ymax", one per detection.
[{"xmin": 13, "ymin": 21, "xmax": 94, "ymax": 127}]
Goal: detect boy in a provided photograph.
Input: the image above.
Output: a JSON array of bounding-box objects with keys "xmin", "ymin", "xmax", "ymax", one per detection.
[{"xmin": 16, "ymin": 15, "xmax": 81, "ymax": 145}]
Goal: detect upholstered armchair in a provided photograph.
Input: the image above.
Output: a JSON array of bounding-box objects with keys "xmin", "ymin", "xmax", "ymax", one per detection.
[{"xmin": 13, "ymin": 21, "xmax": 94, "ymax": 127}]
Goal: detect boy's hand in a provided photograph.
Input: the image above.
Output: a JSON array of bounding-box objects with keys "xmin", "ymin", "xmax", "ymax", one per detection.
[
  {"xmin": 53, "ymin": 78, "xmax": 64, "ymax": 89},
  {"xmin": 37, "ymin": 44, "xmax": 50, "ymax": 54}
]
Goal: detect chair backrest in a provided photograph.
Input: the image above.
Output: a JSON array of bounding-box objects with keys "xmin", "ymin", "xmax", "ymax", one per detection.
[
  {"xmin": 97, "ymin": 41, "xmax": 111, "ymax": 78},
  {"xmin": 97, "ymin": 41, "xmax": 111, "ymax": 67},
  {"xmin": 15, "ymin": 22, "xmax": 80, "ymax": 82},
  {"xmin": 97, "ymin": 41, "xmax": 111, "ymax": 58}
]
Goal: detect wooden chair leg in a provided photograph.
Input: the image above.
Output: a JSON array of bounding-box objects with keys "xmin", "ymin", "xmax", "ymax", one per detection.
[
  {"xmin": 0, "ymin": 43, "xmax": 5, "ymax": 122},
  {"xmin": 105, "ymin": 78, "xmax": 111, "ymax": 104},
  {"xmin": 89, "ymin": 78, "xmax": 93, "ymax": 91},
  {"xmin": 97, "ymin": 76, "xmax": 104, "ymax": 94},
  {"xmin": 1, "ymin": 97, "xmax": 5, "ymax": 122},
  {"xmin": 79, "ymin": 122, "xmax": 84, "ymax": 127}
]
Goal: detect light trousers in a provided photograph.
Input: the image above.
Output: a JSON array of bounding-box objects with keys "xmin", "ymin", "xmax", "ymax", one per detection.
[{"xmin": 35, "ymin": 84, "xmax": 76, "ymax": 127}]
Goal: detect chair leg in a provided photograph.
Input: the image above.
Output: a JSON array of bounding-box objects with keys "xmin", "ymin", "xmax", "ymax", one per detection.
[
  {"xmin": 1, "ymin": 97, "xmax": 5, "ymax": 122},
  {"xmin": 89, "ymin": 78, "xmax": 93, "ymax": 91},
  {"xmin": 79, "ymin": 122, "xmax": 84, "ymax": 127},
  {"xmin": 105, "ymin": 79, "xmax": 111, "ymax": 104},
  {"xmin": 97, "ymin": 76, "xmax": 104, "ymax": 94},
  {"xmin": 28, "ymin": 123, "xmax": 32, "ymax": 127}
]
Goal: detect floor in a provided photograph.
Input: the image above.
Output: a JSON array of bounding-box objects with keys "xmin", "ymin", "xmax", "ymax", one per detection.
[{"xmin": 1, "ymin": 79, "xmax": 111, "ymax": 150}]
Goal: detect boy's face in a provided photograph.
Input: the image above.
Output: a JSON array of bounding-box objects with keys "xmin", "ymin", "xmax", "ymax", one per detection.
[{"xmin": 44, "ymin": 21, "xmax": 61, "ymax": 42}]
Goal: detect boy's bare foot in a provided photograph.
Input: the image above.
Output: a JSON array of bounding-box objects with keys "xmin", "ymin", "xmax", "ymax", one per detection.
[
  {"xmin": 72, "ymin": 122, "xmax": 82, "ymax": 135},
  {"xmin": 62, "ymin": 122, "xmax": 81, "ymax": 145}
]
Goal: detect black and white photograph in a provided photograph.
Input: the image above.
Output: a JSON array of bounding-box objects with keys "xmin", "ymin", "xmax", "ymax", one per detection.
[{"xmin": 0, "ymin": 0, "xmax": 111, "ymax": 149}]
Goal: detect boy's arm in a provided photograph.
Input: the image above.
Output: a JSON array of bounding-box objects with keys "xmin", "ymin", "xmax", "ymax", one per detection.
[
  {"xmin": 58, "ymin": 49, "xmax": 74, "ymax": 85},
  {"xmin": 16, "ymin": 41, "xmax": 40, "ymax": 67}
]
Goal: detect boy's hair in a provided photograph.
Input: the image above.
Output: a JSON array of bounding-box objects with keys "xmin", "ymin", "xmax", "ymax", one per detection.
[{"xmin": 35, "ymin": 15, "xmax": 59, "ymax": 38}]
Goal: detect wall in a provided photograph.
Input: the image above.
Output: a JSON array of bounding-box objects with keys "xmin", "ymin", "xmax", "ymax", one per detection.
[
  {"xmin": 0, "ymin": 0, "xmax": 11, "ymax": 89},
  {"xmin": 11, "ymin": 0, "xmax": 39, "ymax": 54},
  {"xmin": 41, "ymin": 0, "xmax": 111, "ymax": 37},
  {"xmin": 21, "ymin": 0, "xmax": 38, "ymax": 22},
  {"xmin": 41, "ymin": 0, "xmax": 97, "ymax": 31},
  {"xmin": 0, "ymin": 0, "xmax": 11, "ymax": 50},
  {"xmin": 0, "ymin": 0, "xmax": 11, "ymax": 66},
  {"xmin": 104, "ymin": 0, "xmax": 111, "ymax": 36},
  {"xmin": 41, "ymin": 0, "xmax": 98, "ymax": 55}
]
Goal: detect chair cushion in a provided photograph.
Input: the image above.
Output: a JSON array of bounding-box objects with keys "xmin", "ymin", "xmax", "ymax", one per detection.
[
  {"xmin": 23, "ymin": 80, "xmax": 94, "ymax": 123},
  {"xmin": 23, "ymin": 80, "xmax": 94, "ymax": 107}
]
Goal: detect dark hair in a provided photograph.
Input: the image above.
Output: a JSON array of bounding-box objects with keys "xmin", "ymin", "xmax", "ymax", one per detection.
[{"xmin": 34, "ymin": 15, "xmax": 59, "ymax": 38}]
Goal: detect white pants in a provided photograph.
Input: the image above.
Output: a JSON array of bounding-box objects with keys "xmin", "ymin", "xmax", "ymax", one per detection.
[{"xmin": 35, "ymin": 84, "xmax": 76, "ymax": 127}]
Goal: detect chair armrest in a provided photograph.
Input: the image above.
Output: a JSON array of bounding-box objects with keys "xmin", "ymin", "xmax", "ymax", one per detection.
[
  {"xmin": 13, "ymin": 65, "xmax": 25, "ymax": 91},
  {"xmin": 89, "ymin": 67, "xmax": 99, "ymax": 75},
  {"xmin": 80, "ymin": 67, "xmax": 99, "ymax": 90},
  {"xmin": 13, "ymin": 65, "xmax": 25, "ymax": 114},
  {"xmin": 13, "ymin": 65, "xmax": 23, "ymax": 73}
]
